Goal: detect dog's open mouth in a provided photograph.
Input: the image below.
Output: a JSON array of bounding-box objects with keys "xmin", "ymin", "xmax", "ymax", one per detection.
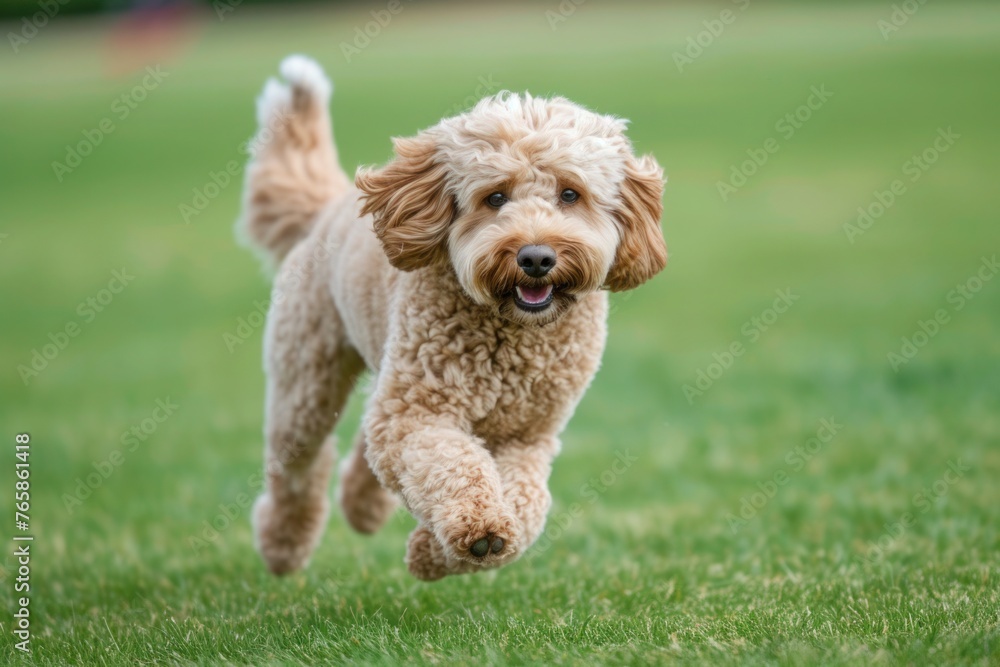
[{"xmin": 513, "ymin": 284, "xmax": 554, "ymax": 312}]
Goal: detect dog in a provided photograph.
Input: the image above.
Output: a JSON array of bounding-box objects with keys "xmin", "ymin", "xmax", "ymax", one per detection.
[{"xmin": 238, "ymin": 55, "xmax": 667, "ymax": 581}]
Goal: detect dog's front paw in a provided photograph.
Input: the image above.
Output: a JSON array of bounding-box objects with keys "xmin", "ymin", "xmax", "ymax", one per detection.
[
  {"xmin": 432, "ymin": 503, "xmax": 520, "ymax": 566},
  {"xmin": 405, "ymin": 526, "xmax": 476, "ymax": 581}
]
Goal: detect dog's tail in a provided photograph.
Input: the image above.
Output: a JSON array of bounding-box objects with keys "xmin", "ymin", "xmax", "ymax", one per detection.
[{"xmin": 237, "ymin": 55, "xmax": 350, "ymax": 268}]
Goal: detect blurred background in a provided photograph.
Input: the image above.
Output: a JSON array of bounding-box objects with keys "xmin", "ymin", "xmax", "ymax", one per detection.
[{"xmin": 1, "ymin": 1, "xmax": 998, "ymax": 664}]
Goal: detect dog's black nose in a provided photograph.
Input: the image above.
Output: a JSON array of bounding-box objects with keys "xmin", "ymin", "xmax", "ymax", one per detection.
[{"xmin": 517, "ymin": 245, "xmax": 556, "ymax": 278}]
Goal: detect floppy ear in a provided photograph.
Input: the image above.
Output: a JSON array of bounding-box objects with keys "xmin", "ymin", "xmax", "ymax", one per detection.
[
  {"xmin": 604, "ymin": 155, "xmax": 668, "ymax": 292},
  {"xmin": 356, "ymin": 134, "xmax": 454, "ymax": 271}
]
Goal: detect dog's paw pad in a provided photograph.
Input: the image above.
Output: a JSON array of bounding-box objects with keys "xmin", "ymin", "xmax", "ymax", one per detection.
[
  {"xmin": 470, "ymin": 538, "xmax": 490, "ymax": 558},
  {"xmin": 469, "ymin": 534, "xmax": 506, "ymax": 558}
]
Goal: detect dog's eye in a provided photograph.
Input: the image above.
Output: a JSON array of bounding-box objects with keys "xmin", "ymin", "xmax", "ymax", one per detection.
[
  {"xmin": 560, "ymin": 188, "xmax": 579, "ymax": 204},
  {"xmin": 486, "ymin": 192, "xmax": 508, "ymax": 208}
]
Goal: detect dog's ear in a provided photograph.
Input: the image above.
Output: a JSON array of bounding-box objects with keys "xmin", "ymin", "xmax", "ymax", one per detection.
[
  {"xmin": 356, "ymin": 134, "xmax": 454, "ymax": 271},
  {"xmin": 604, "ymin": 154, "xmax": 668, "ymax": 292}
]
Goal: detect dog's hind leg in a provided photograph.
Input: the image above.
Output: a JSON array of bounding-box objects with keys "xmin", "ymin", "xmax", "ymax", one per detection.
[
  {"xmin": 252, "ymin": 243, "xmax": 364, "ymax": 575},
  {"xmin": 337, "ymin": 430, "xmax": 398, "ymax": 534}
]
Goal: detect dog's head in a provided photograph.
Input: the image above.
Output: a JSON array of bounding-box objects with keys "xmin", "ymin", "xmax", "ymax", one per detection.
[{"xmin": 356, "ymin": 93, "xmax": 667, "ymax": 325}]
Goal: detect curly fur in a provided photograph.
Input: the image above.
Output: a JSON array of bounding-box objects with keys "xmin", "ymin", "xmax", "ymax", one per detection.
[{"xmin": 238, "ymin": 55, "xmax": 667, "ymax": 580}]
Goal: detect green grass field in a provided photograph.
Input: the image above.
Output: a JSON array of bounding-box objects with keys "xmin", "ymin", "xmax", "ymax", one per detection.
[{"xmin": 2, "ymin": 2, "xmax": 999, "ymax": 664}]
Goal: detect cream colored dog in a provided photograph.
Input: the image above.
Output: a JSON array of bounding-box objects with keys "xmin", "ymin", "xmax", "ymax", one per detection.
[{"xmin": 239, "ymin": 56, "xmax": 667, "ymax": 581}]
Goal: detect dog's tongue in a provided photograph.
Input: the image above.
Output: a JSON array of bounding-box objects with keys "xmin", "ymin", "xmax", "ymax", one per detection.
[{"xmin": 517, "ymin": 284, "xmax": 553, "ymax": 304}]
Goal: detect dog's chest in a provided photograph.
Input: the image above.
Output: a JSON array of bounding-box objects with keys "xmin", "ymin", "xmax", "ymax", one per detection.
[{"xmin": 467, "ymin": 297, "xmax": 608, "ymax": 439}]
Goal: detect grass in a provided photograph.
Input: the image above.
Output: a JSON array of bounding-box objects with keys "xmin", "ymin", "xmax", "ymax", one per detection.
[{"xmin": 1, "ymin": 1, "xmax": 999, "ymax": 664}]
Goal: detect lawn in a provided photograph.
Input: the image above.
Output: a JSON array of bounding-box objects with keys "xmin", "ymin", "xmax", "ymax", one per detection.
[{"xmin": 1, "ymin": 2, "xmax": 999, "ymax": 664}]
